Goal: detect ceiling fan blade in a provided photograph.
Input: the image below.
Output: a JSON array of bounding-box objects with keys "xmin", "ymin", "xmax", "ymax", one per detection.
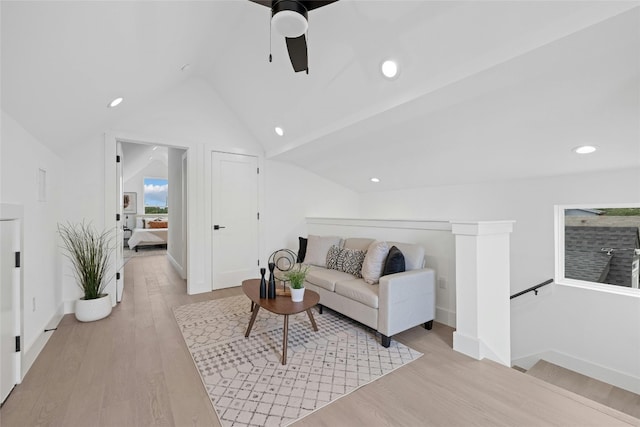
[
  {"xmin": 248, "ymin": 0, "xmax": 272, "ymax": 7},
  {"xmin": 303, "ymin": 1, "xmax": 339, "ymax": 11},
  {"xmin": 285, "ymin": 35, "xmax": 308, "ymax": 73}
]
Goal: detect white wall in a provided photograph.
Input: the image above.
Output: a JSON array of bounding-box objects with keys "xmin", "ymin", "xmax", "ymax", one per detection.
[
  {"xmin": 262, "ymin": 159, "xmax": 360, "ymax": 257},
  {"xmin": 167, "ymin": 147, "xmax": 185, "ymax": 275},
  {"xmin": 62, "ymin": 78, "xmax": 358, "ymax": 300},
  {"xmin": 0, "ymin": 111, "xmax": 64, "ymax": 368},
  {"xmin": 360, "ymin": 167, "xmax": 640, "ymax": 392}
]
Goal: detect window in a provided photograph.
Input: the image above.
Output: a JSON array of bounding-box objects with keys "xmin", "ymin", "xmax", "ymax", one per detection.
[
  {"xmin": 555, "ymin": 204, "xmax": 640, "ymax": 295},
  {"xmin": 144, "ymin": 177, "xmax": 168, "ymax": 214}
]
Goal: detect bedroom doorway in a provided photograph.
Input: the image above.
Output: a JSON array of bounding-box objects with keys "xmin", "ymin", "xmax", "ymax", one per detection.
[{"xmin": 115, "ymin": 141, "xmax": 189, "ymax": 300}]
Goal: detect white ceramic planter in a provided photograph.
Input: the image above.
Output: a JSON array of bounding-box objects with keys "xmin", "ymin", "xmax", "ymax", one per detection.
[
  {"xmin": 290, "ymin": 287, "xmax": 305, "ymax": 302},
  {"xmin": 75, "ymin": 294, "xmax": 112, "ymax": 322}
]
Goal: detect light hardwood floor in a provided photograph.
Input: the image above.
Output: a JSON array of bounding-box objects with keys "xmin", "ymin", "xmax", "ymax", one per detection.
[{"xmin": 1, "ymin": 254, "xmax": 638, "ymax": 426}]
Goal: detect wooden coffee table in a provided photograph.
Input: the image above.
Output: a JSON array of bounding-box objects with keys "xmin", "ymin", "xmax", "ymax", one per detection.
[{"xmin": 242, "ymin": 279, "xmax": 320, "ymax": 365}]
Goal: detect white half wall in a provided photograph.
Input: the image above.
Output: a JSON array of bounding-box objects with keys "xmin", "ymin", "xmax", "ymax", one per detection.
[
  {"xmin": 360, "ymin": 167, "xmax": 640, "ymax": 392},
  {"xmin": 303, "ymin": 217, "xmax": 456, "ymax": 327}
]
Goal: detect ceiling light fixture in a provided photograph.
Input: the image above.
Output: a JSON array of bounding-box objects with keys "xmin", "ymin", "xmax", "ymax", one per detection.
[
  {"xmin": 271, "ymin": 2, "xmax": 308, "ymax": 38},
  {"xmin": 152, "ymin": 146, "xmax": 158, "ymax": 151},
  {"xmin": 370, "ymin": 177, "xmax": 380, "ymax": 183},
  {"xmin": 381, "ymin": 60, "xmax": 398, "ymax": 79},
  {"xmin": 275, "ymin": 126, "xmax": 284, "ymax": 136},
  {"xmin": 573, "ymin": 145, "xmax": 597, "ymax": 154},
  {"xmin": 108, "ymin": 97, "xmax": 123, "ymax": 108}
]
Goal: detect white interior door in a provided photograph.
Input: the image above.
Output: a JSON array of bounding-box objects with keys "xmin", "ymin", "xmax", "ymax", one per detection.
[
  {"xmin": 182, "ymin": 151, "xmax": 188, "ymax": 279},
  {"xmin": 211, "ymin": 152, "xmax": 259, "ymax": 289},
  {"xmin": 115, "ymin": 142, "xmax": 124, "ymax": 302},
  {"xmin": 0, "ymin": 220, "xmax": 19, "ymax": 403}
]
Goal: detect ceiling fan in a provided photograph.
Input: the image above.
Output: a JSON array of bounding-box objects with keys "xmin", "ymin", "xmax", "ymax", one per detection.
[{"xmin": 249, "ymin": 0, "xmax": 339, "ymax": 73}]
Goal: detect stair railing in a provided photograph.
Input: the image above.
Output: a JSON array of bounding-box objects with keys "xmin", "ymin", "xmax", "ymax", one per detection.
[{"xmin": 510, "ymin": 279, "xmax": 553, "ymax": 299}]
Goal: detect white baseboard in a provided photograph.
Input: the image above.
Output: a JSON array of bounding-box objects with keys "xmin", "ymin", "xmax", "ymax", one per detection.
[
  {"xmin": 21, "ymin": 303, "xmax": 64, "ymax": 381},
  {"xmin": 64, "ymin": 299, "xmax": 75, "ymax": 314},
  {"xmin": 167, "ymin": 252, "xmax": 186, "ymax": 279},
  {"xmin": 453, "ymin": 331, "xmax": 481, "ymax": 360},
  {"xmin": 436, "ymin": 306, "xmax": 456, "ymax": 328},
  {"xmin": 512, "ymin": 350, "xmax": 640, "ymax": 395}
]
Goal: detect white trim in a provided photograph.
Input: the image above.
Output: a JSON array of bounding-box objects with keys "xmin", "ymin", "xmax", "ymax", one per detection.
[
  {"xmin": 554, "ymin": 202, "xmax": 640, "ymax": 296},
  {"xmin": 435, "ymin": 306, "xmax": 456, "ymax": 328},
  {"xmin": 511, "ymin": 350, "xmax": 640, "ymax": 395},
  {"xmin": 167, "ymin": 251, "xmax": 186, "ymax": 280},
  {"xmin": 22, "ymin": 303, "xmax": 64, "ymax": 381},
  {"xmin": 306, "ymin": 217, "xmax": 452, "ymax": 231}
]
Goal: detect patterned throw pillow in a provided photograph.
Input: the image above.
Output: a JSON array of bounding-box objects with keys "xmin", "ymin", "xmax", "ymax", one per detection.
[
  {"xmin": 337, "ymin": 248, "xmax": 367, "ymax": 278},
  {"xmin": 326, "ymin": 245, "xmax": 342, "ymax": 270}
]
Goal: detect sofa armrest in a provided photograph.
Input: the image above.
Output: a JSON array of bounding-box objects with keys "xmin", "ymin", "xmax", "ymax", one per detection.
[{"xmin": 378, "ymin": 268, "xmax": 436, "ymax": 337}]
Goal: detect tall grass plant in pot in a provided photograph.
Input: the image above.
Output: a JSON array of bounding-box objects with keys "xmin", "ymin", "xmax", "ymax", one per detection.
[
  {"xmin": 284, "ymin": 265, "xmax": 309, "ymax": 302},
  {"xmin": 58, "ymin": 222, "xmax": 113, "ymax": 322}
]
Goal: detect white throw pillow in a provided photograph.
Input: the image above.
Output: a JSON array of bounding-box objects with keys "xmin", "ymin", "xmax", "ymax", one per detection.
[
  {"xmin": 361, "ymin": 241, "xmax": 390, "ymax": 284},
  {"xmin": 304, "ymin": 235, "xmax": 342, "ymax": 267}
]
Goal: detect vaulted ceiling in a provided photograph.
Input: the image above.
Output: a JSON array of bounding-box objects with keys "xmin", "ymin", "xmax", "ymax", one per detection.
[{"xmin": 2, "ymin": 1, "xmax": 639, "ymax": 192}]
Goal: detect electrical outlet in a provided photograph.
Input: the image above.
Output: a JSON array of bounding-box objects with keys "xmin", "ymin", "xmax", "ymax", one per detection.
[
  {"xmin": 438, "ymin": 278, "xmax": 447, "ymax": 289},
  {"xmin": 32, "ymin": 297, "xmax": 36, "ymax": 312}
]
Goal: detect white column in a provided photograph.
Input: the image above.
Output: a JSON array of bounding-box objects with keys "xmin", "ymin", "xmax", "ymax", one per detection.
[{"xmin": 451, "ymin": 220, "xmax": 514, "ymax": 367}]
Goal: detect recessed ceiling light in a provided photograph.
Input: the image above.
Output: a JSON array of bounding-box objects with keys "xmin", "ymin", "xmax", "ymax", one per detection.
[
  {"xmin": 573, "ymin": 145, "xmax": 597, "ymax": 154},
  {"xmin": 108, "ymin": 97, "xmax": 123, "ymax": 108},
  {"xmin": 275, "ymin": 126, "xmax": 284, "ymax": 136},
  {"xmin": 381, "ymin": 60, "xmax": 398, "ymax": 79},
  {"xmin": 370, "ymin": 177, "xmax": 380, "ymax": 183}
]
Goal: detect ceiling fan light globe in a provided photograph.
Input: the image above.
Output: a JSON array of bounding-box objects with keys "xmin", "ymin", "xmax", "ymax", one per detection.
[{"xmin": 272, "ymin": 10, "xmax": 308, "ymax": 38}]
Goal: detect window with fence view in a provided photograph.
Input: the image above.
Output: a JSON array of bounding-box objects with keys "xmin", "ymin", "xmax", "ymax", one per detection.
[{"xmin": 564, "ymin": 207, "xmax": 640, "ymax": 289}]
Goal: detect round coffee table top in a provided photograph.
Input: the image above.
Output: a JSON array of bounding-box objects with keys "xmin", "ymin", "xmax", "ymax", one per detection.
[{"xmin": 242, "ymin": 278, "xmax": 319, "ymax": 315}]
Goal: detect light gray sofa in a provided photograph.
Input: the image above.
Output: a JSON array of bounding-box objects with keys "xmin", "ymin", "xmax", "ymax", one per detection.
[{"xmin": 302, "ymin": 237, "xmax": 436, "ymax": 348}]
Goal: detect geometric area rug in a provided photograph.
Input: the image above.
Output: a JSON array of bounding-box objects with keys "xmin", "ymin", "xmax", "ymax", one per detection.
[{"xmin": 173, "ymin": 295, "xmax": 423, "ymax": 426}]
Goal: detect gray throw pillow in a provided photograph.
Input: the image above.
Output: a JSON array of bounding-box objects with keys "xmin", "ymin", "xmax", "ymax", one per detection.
[{"xmin": 382, "ymin": 246, "xmax": 406, "ymax": 276}]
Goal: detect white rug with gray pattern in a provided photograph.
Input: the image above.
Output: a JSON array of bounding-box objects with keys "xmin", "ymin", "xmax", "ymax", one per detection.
[{"xmin": 173, "ymin": 295, "xmax": 422, "ymax": 427}]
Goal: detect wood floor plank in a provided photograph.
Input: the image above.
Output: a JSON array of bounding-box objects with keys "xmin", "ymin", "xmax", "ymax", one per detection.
[{"xmin": 1, "ymin": 253, "xmax": 637, "ymax": 427}]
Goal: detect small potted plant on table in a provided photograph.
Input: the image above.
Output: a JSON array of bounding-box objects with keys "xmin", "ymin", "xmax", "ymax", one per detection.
[
  {"xmin": 58, "ymin": 221, "xmax": 113, "ymax": 322},
  {"xmin": 284, "ymin": 265, "xmax": 309, "ymax": 302}
]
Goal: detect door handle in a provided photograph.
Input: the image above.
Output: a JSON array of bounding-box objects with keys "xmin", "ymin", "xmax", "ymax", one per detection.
[{"xmin": 213, "ymin": 225, "xmax": 226, "ymax": 230}]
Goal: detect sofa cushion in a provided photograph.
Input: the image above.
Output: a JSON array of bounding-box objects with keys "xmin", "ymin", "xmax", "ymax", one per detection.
[
  {"xmin": 305, "ymin": 235, "xmax": 342, "ymax": 267},
  {"xmin": 297, "ymin": 237, "xmax": 307, "ymax": 263},
  {"xmin": 361, "ymin": 241, "xmax": 390, "ymax": 285},
  {"xmin": 305, "ymin": 267, "xmax": 355, "ymax": 292},
  {"xmin": 382, "ymin": 246, "xmax": 406, "ymax": 276},
  {"xmin": 335, "ymin": 278, "xmax": 379, "ymax": 309},
  {"xmin": 337, "ymin": 248, "xmax": 366, "ymax": 278},
  {"xmin": 343, "ymin": 238, "xmax": 375, "ymax": 251},
  {"xmin": 326, "ymin": 245, "xmax": 341, "ymax": 270},
  {"xmin": 387, "ymin": 242, "xmax": 425, "ymax": 270}
]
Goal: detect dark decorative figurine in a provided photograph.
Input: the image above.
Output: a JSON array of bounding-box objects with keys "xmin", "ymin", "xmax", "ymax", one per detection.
[
  {"xmin": 259, "ymin": 267, "xmax": 267, "ymax": 299},
  {"xmin": 268, "ymin": 262, "xmax": 276, "ymax": 299}
]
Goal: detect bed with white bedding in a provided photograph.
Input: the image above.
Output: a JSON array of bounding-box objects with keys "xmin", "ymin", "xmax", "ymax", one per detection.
[{"xmin": 128, "ymin": 227, "xmax": 168, "ymax": 251}]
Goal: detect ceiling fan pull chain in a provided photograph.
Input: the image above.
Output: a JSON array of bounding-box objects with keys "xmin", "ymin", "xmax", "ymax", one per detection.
[{"xmin": 269, "ymin": 12, "xmax": 273, "ymax": 63}]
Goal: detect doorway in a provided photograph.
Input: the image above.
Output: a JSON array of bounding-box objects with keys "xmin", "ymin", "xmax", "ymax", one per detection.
[{"xmin": 112, "ymin": 140, "xmax": 189, "ymax": 299}]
